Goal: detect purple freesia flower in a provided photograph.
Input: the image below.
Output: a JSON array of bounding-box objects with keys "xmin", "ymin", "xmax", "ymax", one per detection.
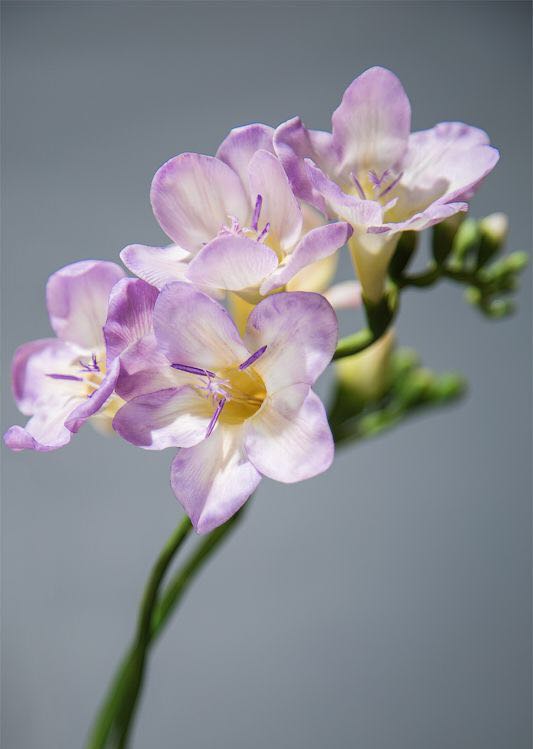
[
  {"xmin": 4, "ymin": 261, "xmax": 157, "ymax": 451},
  {"xmin": 113, "ymin": 282, "xmax": 337, "ymax": 533},
  {"xmin": 121, "ymin": 124, "xmax": 352, "ymax": 301},
  {"xmin": 274, "ymin": 66, "xmax": 500, "ymax": 301}
]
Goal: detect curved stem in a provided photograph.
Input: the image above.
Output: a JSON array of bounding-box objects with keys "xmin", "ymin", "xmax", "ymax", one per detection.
[
  {"xmin": 86, "ymin": 515, "xmax": 192, "ymax": 749},
  {"xmin": 114, "ymin": 511, "xmax": 245, "ymax": 746},
  {"xmin": 334, "ymin": 290, "xmax": 398, "ymax": 361},
  {"xmin": 86, "ymin": 509, "xmax": 247, "ymax": 748}
]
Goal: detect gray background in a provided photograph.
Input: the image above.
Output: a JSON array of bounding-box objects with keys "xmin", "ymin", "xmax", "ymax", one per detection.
[{"xmin": 1, "ymin": 2, "xmax": 531, "ymax": 748}]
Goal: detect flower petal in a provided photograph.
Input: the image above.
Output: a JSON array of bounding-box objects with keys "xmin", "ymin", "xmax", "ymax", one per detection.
[
  {"xmin": 153, "ymin": 282, "xmax": 249, "ymax": 370},
  {"xmin": 186, "ymin": 235, "xmax": 279, "ymax": 299},
  {"xmin": 120, "ymin": 244, "xmax": 192, "ymax": 289},
  {"xmin": 4, "ymin": 400, "xmax": 77, "ymax": 452},
  {"xmin": 331, "ymin": 66, "xmax": 411, "ymax": 175},
  {"xmin": 260, "ymin": 222, "xmax": 351, "ymax": 295},
  {"xmin": 244, "ymin": 291, "xmax": 338, "ymax": 391},
  {"xmin": 171, "ymin": 425, "xmax": 261, "ymax": 534},
  {"xmin": 245, "ymin": 387, "xmax": 334, "ymax": 482},
  {"xmin": 247, "ymin": 150, "xmax": 303, "ymax": 251},
  {"xmin": 323, "ymin": 280, "xmax": 363, "ymax": 310},
  {"xmin": 401, "ymin": 122, "xmax": 499, "ymax": 207},
  {"xmin": 46, "ymin": 260, "xmax": 125, "ymax": 350},
  {"xmin": 216, "ymin": 123, "xmax": 275, "ymax": 188},
  {"xmin": 274, "ymin": 117, "xmax": 333, "ymax": 213},
  {"xmin": 113, "ymin": 386, "xmax": 211, "ymax": 450},
  {"xmin": 150, "ymin": 153, "xmax": 250, "ymax": 252},
  {"xmin": 384, "ymin": 200, "xmax": 469, "ymax": 234},
  {"xmin": 11, "ymin": 338, "xmax": 81, "ymax": 415},
  {"xmin": 104, "ymin": 278, "xmax": 160, "ymax": 364},
  {"xmin": 286, "ymin": 253, "xmax": 338, "ymax": 295},
  {"xmin": 64, "ymin": 357, "xmax": 120, "ymax": 433},
  {"xmin": 306, "ymin": 160, "xmax": 384, "ymax": 228}
]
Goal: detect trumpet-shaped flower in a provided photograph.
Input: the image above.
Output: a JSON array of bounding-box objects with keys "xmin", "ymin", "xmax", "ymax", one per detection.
[
  {"xmin": 121, "ymin": 124, "xmax": 351, "ymax": 302},
  {"xmin": 4, "ymin": 262, "xmax": 159, "ymax": 452},
  {"xmin": 113, "ymin": 283, "xmax": 337, "ymax": 533},
  {"xmin": 4, "ymin": 261, "xmax": 126, "ymax": 451},
  {"xmin": 274, "ymin": 66, "xmax": 499, "ymax": 301}
]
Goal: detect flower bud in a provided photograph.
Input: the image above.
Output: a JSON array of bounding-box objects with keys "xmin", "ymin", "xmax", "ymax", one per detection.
[
  {"xmin": 476, "ymin": 212, "xmax": 509, "ymax": 267},
  {"xmin": 335, "ymin": 327, "xmax": 395, "ymax": 404},
  {"xmin": 479, "ymin": 212, "xmax": 508, "ymax": 245}
]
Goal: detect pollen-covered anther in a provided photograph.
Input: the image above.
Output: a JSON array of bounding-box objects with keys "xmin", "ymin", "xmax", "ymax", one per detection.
[{"xmin": 239, "ymin": 345, "xmax": 267, "ymax": 370}]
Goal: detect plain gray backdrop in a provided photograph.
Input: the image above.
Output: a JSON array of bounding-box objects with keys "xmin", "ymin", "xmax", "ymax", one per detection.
[{"xmin": 1, "ymin": 2, "xmax": 531, "ymax": 748}]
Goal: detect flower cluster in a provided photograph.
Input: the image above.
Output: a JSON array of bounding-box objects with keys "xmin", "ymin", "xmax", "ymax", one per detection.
[{"xmin": 5, "ymin": 67, "xmax": 498, "ymax": 532}]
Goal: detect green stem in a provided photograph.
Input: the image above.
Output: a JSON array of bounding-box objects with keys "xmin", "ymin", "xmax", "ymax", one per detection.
[
  {"xmin": 86, "ymin": 509, "xmax": 247, "ymax": 748},
  {"xmin": 86, "ymin": 515, "xmax": 192, "ymax": 749},
  {"xmin": 334, "ymin": 288, "xmax": 398, "ymax": 360}
]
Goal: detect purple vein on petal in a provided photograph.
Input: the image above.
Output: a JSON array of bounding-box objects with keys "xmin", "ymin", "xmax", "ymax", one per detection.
[
  {"xmin": 47, "ymin": 373, "xmax": 84, "ymax": 382},
  {"xmin": 171, "ymin": 363, "xmax": 216, "ymax": 377},
  {"xmin": 206, "ymin": 397, "xmax": 226, "ymax": 437},
  {"xmin": 239, "ymin": 345, "xmax": 267, "ymax": 370}
]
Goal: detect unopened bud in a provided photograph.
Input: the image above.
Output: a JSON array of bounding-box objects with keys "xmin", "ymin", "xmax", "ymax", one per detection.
[
  {"xmin": 479, "ymin": 213, "xmax": 508, "ymax": 245},
  {"xmin": 451, "ymin": 218, "xmax": 480, "ymax": 263},
  {"xmin": 477, "ymin": 213, "xmax": 509, "ymax": 267}
]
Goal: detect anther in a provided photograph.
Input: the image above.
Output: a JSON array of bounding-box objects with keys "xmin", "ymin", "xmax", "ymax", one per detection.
[
  {"xmin": 206, "ymin": 397, "xmax": 226, "ymax": 437},
  {"xmin": 239, "ymin": 345, "xmax": 267, "ymax": 370},
  {"xmin": 351, "ymin": 173, "xmax": 366, "ymax": 200},
  {"xmin": 379, "ymin": 171, "xmax": 403, "ymax": 198},
  {"xmin": 251, "ymin": 194, "xmax": 263, "ymax": 231},
  {"xmin": 47, "ymin": 373, "xmax": 83, "ymax": 382},
  {"xmin": 171, "ymin": 363, "xmax": 215, "ymax": 378}
]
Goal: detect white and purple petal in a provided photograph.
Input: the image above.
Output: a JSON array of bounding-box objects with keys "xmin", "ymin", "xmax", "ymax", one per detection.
[
  {"xmin": 4, "ymin": 398, "xmax": 79, "ymax": 452},
  {"xmin": 10, "ymin": 338, "xmax": 80, "ymax": 415},
  {"xmin": 186, "ymin": 235, "xmax": 279, "ymax": 300},
  {"xmin": 113, "ymin": 386, "xmax": 211, "ymax": 450},
  {"xmin": 306, "ymin": 160, "xmax": 384, "ymax": 228},
  {"xmin": 244, "ymin": 291, "xmax": 338, "ymax": 392},
  {"xmin": 153, "ymin": 282, "xmax": 249, "ymax": 371},
  {"xmin": 150, "ymin": 153, "xmax": 250, "ymax": 252},
  {"xmin": 401, "ymin": 122, "xmax": 499, "ymax": 207},
  {"xmin": 216, "ymin": 124, "xmax": 275, "ymax": 189},
  {"xmin": 46, "ymin": 260, "xmax": 125, "ymax": 350},
  {"xmin": 260, "ymin": 221, "xmax": 351, "ymax": 295},
  {"xmin": 64, "ymin": 357, "xmax": 120, "ymax": 433},
  {"xmin": 247, "ymin": 149, "xmax": 303, "ymax": 251},
  {"xmin": 245, "ymin": 386, "xmax": 334, "ymax": 482},
  {"xmin": 171, "ymin": 424, "xmax": 261, "ymax": 534},
  {"xmin": 120, "ymin": 244, "xmax": 192, "ymax": 289},
  {"xmin": 331, "ymin": 66, "xmax": 411, "ymax": 176},
  {"xmin": 273, "ymin": 117, "xmax": 329, "ymax": 213},
  {"xmin": 323, "ymin": 280, "xmax": 363, "ymax": 310}
]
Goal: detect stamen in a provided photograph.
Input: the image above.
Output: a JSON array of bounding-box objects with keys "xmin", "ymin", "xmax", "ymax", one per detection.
[
  {"xmin": 257, "ymin": 222, "xmax": 270, "ymax": 242},
  {"xmin": 79, "ymin": 354, "xmax": 100, "ymax": 372},
  {"xmin": 350, "ymin": 172, "xmax": 366, "ymax": 200},
  {"xmin": 206, "ymin": 397, "xmax": 226, "ymax": 437},
  {"xmin": 368, "ymin": 169, "xmax": 390, "ymax": 189},
  {"xmin": 239, "ymin": 345, "xmax": 267, "ymax": 370},
  {"xmin": 379, "ymin": 171, "xmax": 403, "ymax": 198},
  {"xmin": 47, "ymin": 373, "xmax": 83, "ymax": 382},
  {"xmin": 251, "ymin": 194, "xmax": 263, "ymax": 231},
  {"xmin": 171, "ymin": 363, "xmax": 215, "ymax": 378}
]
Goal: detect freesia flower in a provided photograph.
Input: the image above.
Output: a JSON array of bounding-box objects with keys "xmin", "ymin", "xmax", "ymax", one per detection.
[
  {"xmin": 274, "ymin": 66, "xmax": 500, "ymax": 302},
  {"xmin": 121, "ymin": 124, "xmax": 352, "ymax": 302},
  {"xmin": 4, "ymin": 261, "xmax": 126, "ymax": 451},
  {"xmin": 4, "ymin": 261, "xmax": 159, "ymax": 452},
  {"xmin": 113, "ymin": 282, "xmax": 337, "ymax": 533}
]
